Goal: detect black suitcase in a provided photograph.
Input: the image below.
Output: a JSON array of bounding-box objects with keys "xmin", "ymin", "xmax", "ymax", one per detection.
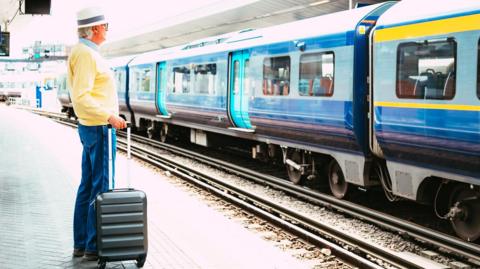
[{"xmin": 96, "ymin": 124, "xmax": 148, "ymax": 269}]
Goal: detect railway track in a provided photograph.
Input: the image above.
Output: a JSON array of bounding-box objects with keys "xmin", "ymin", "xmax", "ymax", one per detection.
[
  {"xmin": 29, "ymin": 108, "xmax": 480, "ymax": 268},
  {"xmin": 117, "ymin": 132, "xmax": 480, "ymax": 266}
]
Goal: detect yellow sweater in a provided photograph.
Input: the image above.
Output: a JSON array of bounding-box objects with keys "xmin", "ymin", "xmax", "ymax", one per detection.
[{"xmin": 67, "ymin": 41, "xmax": 118, "ymax": 126}]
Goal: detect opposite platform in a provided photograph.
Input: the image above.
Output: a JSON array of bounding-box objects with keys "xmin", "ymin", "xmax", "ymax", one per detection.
[{"xmin": 0, "ymin": 105, "xmax": 310, "ymax": 269}]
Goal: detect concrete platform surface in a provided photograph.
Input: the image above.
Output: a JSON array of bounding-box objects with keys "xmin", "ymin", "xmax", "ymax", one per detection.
[{"xmin": 0, "ymin": 105, "xmax": 310, "ymax": 269}]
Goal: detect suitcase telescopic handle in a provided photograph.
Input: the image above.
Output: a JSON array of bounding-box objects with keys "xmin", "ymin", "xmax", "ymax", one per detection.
[
  {"xmin": 107, "ymin": 122, "xmax": 132, "ymax": 190},
  {"xmin": 126, "ymin": 123, "xmax": 131, "ymax": 189}
]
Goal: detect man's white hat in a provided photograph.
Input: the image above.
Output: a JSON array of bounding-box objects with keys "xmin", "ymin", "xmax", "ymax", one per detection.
[{"xmin": 76, "ymin": 6, "xmax": 108, "ymax": 28}]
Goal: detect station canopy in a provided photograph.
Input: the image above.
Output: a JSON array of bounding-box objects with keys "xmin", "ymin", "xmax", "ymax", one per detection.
[{"xmin": 0, "ymin": 0, "xmax": 389, "ymax": 58}]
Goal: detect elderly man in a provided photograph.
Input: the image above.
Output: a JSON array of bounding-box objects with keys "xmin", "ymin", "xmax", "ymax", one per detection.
[{"xmin": 68, "ymin": 6, "xmax": 126, "ymax": 261}]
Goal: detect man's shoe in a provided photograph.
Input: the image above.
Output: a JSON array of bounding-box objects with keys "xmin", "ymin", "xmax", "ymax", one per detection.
[
  {"xmin": 72, "ymin": 248, "xmax": 84, "ymax": 257},
  {"xmin": 83, "ymin": 251, "xmax": 98, "ymax": 261}
]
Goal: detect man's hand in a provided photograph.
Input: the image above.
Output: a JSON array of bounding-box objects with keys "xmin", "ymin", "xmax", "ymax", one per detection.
[{"xmin": 108, "ymin": 115, "xmax": 127, "ymax": 129}]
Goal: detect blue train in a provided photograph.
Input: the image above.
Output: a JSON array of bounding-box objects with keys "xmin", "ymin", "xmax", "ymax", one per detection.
[{"xmin": 59, "ymin": 1, "xmax": 480, "ymax": 241}]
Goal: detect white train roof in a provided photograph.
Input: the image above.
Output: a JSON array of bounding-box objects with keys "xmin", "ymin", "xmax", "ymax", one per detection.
[
  {"xmin": 128, "ymin": 45, "xmax": 184, "ymax": 66},
  {"xmin": 232, "ymin": 3, "xmax": 383, "ymax": 45},
  {"xmin": 376, "ymin": 0, "xmax": 480, "ymax": 28},
  {"xmin": 130, "ymin": 2, "xmax": 388, "ymax": 66},
  {"xmin": 107, "ymin": 54, "xmax": 138, "ymax": 68}
]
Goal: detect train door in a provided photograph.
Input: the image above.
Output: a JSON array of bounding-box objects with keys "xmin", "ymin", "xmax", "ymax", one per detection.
[
  {"xmin": 228, "ymin": 50, "xmax": 253, "ymax": 130},
  {"xmin": 156, "ymin": 61, "xmax": 169, "ymax": 116}
]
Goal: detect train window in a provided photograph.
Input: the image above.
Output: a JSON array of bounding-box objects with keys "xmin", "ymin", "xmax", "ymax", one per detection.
[
  {"xmin": 477, "ymin": 39, "xmax": 480, "ymax": 99},
  {"xmin": 172, "ymin": 66, "xmax": 191, "ymax": 94},
  {"xmin": 192, "ymin": 63, "xmax": 216, "ymax": 95},
  {"xmin": 263, "ymin": 56, "xmax": 290, "ymax": 96},
  {"xmin": 130, "ymin": 65, "xmax": 154, "ymax": 93},
  {"xmin": 299, "ymin": 52, "xmax": 334, "ymax": 97},
  {"xmin": 114, "ymin": 69, "xmax": 126, "ymax": 94},
  {"xmin": 397, "ymin": 39, "xmax": 456, "ymax": 100}
]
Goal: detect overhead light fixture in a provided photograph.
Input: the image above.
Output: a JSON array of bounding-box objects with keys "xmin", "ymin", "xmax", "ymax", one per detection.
[{"xmin": 309, "ymin": 0, "xmax": 331, "ymax": 7}]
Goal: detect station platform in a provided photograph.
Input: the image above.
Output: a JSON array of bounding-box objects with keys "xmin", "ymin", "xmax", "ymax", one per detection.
[{"xmin": 0, "ymin": 105, "xmax": 310, "ymax": 269}]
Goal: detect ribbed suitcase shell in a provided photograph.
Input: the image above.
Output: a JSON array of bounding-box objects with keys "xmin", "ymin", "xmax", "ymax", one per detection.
[{"xmin": 96, "ymin": 189, "xmax": 148, "ymax": 262}]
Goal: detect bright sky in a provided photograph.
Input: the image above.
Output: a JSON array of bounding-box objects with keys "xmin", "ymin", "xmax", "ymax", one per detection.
[{"xmin": 8, "ymin": 0, "xmax": 253, "ymax": 57}]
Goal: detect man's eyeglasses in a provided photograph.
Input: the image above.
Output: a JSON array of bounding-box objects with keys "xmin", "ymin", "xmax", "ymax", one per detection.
[{"xmin": 103, "ymin": 23, "xmax": 109, "ymax": 31}]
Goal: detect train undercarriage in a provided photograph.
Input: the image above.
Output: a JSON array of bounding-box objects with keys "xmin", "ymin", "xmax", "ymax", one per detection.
[{"xmin": 130, "ymin": 117, "xmax": 480, "ymax": 242}]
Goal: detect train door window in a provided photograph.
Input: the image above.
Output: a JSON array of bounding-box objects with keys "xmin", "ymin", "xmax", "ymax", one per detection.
[
  {"xmin": 193, "ymin": 63, "xmax": 216, "ymax": 95},
  {"xmin": 299, "ymin": 52, "xmax": 334, "ymax": 97},
  {"xmin": 172, "ymin": 66, "xmax": 191, "ymax": 94},
  {"xmin": 244, "ymin": 59, "xmax": 250, "ymax": 96},
  {"xmin": 397, "ymin": 39, "xmax": 456, "ymax": 100},
  {"xmin": 233, "ymin": 60, "xmax": 240, "ymax": 95},
  {"xmin": 477, "ymin": 39, "xmax": 480, "ymax": 99},
  {"xmin": 263, "ymin": 56, "xmax": 290, "ymax": 96}
]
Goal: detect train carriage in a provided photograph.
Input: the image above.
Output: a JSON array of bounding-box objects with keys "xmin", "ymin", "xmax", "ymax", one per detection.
[{"xmin": 371, "ymin": 0, "xmax": 480, "ymax": 241}]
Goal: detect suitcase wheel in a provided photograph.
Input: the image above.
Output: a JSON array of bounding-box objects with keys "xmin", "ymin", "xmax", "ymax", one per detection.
[
  {"xmin": 136, "ymin": 255, "xmax": 146, "ymax": 268},
  {"xmin": 98, "ymin": 259, "xmax": 106, "ymax": 269}
]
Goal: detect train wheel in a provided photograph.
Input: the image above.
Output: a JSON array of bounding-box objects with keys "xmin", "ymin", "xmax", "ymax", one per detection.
[
  {"xmin": 328, "ymin": 160, "xmax": 348, "ymax": 199},
  {"xmin": 448, "ymin": 184, "xmax": 480, "ymax": 242},
  {"xmin": 286, "ymin": 150, "xmax": 305, "ymax": 184}
]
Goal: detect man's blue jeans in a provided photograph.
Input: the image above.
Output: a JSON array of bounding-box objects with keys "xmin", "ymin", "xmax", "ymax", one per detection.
[{"xmin": 74, "ymin": 124, "xmax": 116, "ymax": 253}]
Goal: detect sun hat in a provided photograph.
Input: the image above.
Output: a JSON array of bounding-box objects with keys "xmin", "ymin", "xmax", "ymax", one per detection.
[{"xmin": 76, "ymin": 6, "xmax": 108, "ymax": 28}]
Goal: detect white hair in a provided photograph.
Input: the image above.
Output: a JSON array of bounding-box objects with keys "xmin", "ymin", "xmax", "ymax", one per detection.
[{"xmin": 78, "ymin": 26, "xmax": 93, "ymax": 39}]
